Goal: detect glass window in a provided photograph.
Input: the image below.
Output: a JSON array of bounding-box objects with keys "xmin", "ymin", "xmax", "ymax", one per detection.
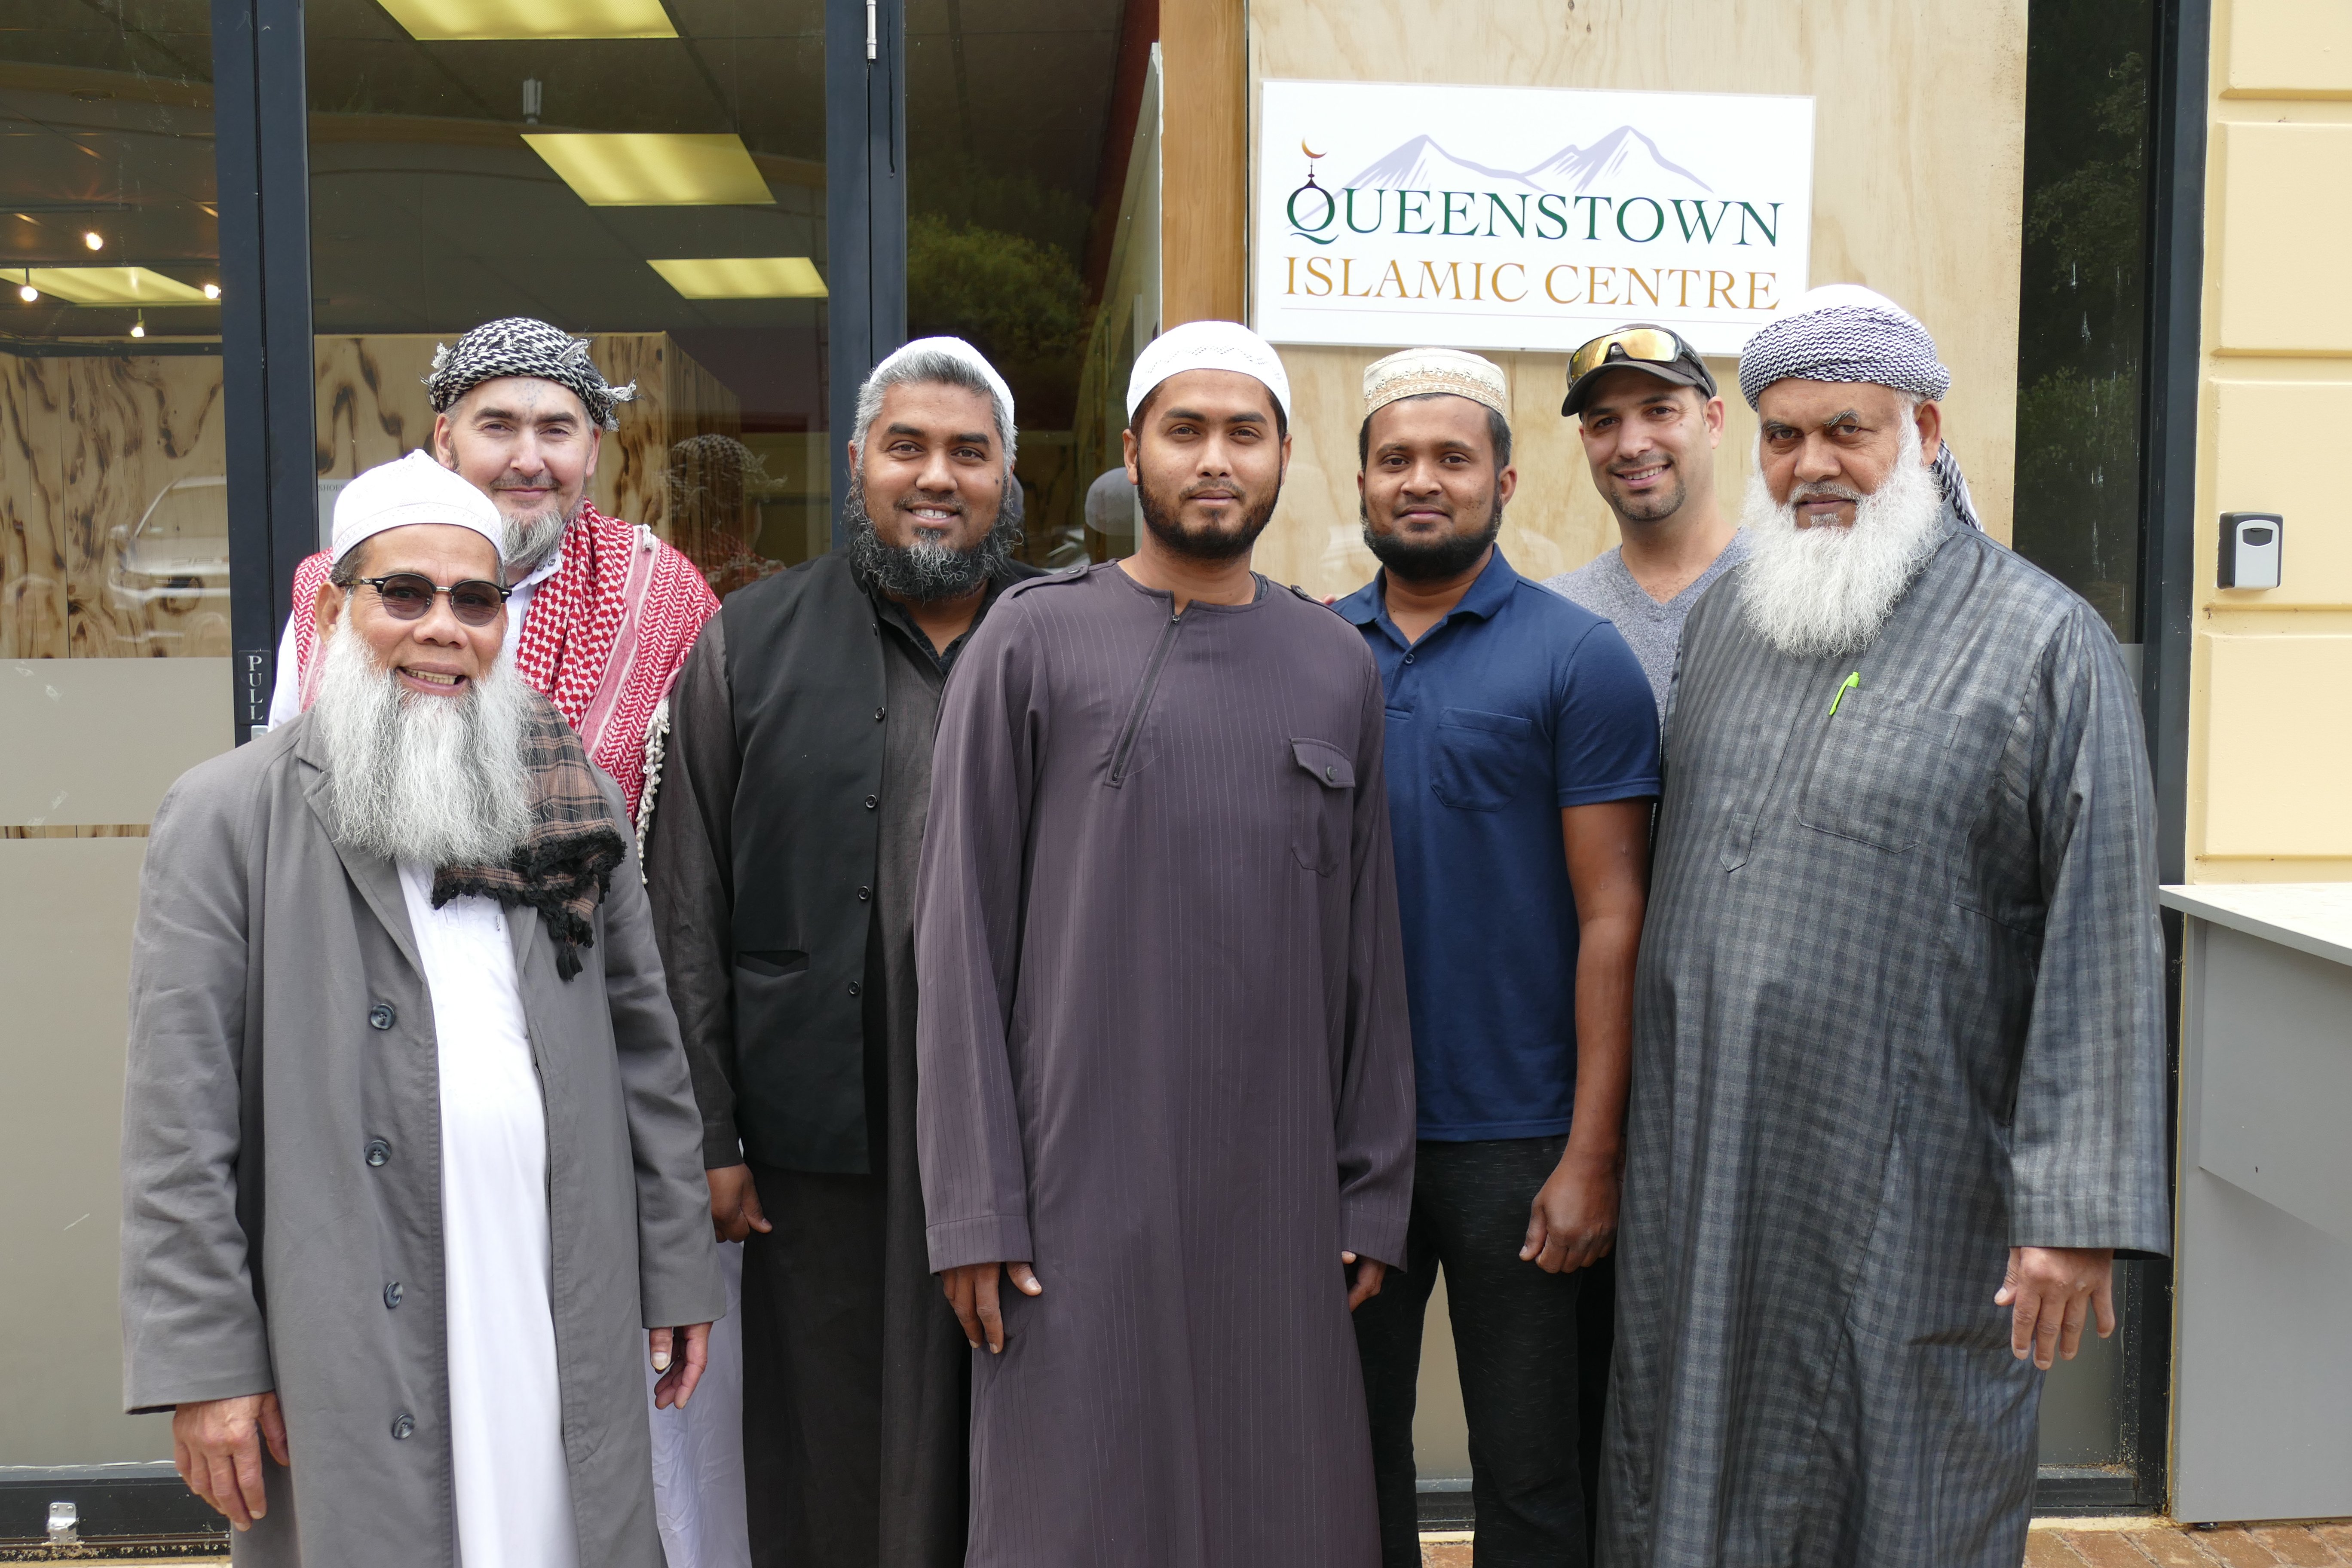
[
  {"xmin": 303, "ymin": 0, "xmax": 830, "ymax": 592},
  {"xmin": 905, "ymin": 0, "xmax": 1158, "ymax": 568},
  {"xmin": 3, "ymin": 0, "xmax": 229, "ymax": 666},
  {"xmin": 2010, "ymin": 0, "xmax": 2155, "ymax": 644}
]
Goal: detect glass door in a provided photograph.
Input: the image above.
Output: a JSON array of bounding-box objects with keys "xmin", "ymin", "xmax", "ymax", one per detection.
[{"xmin": 303, "ymin": 0, "xmax": 833, "ymax": 591}]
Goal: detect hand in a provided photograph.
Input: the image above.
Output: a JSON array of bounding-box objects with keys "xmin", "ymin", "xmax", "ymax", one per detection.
[
  {"xmin": 1994, "ymin": 1246, "xmax": 2116, "ymax": 1369},
  {"xmin": 940, "ymin": 1261, "xmax": 1042, "ymax": 1354},
  {"xmin": 650, "ymin": 1322, "xmax": 712, "ymax": 1409},
  {"xmin": 1343, "ymin": 1251, "xmax": 1387, "ymax": 1311},
  {"xmin": 172, "ymin": 1392, "xmax": 289, "ymax": 1531},
  {"xmin": 707, "ymin": 1164, "xmax": 771, "ymax": 1243},
  {"xmin": 1520, "ymin": 1145, "xmax": 1619, "ymax": 1274}
]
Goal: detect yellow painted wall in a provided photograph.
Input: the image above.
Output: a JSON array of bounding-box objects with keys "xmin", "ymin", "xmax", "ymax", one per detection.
[
  {"xmin": 2188, "ymin": 0, "xmax": 2352, "ymax": 882},
  {"xmin": 1240, "ymin": 0, "xmax": 2029, "ymax": 598}
]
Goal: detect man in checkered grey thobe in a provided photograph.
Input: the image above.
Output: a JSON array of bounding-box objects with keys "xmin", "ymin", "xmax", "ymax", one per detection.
[{"xmin": 1599, "ymin": 287, "xmax": 2170, "ymax": 1568}]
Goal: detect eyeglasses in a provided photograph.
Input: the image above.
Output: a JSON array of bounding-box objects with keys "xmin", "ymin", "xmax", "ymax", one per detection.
[
  {"xmin": 356, "ymin": 573, "xmax": 511, "ymax": 627},
  {"xmin": 1569, "ymin": 328, "xmax": 1694, "ymax": 383}
]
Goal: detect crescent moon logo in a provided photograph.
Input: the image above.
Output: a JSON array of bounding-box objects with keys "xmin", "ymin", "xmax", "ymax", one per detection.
[{"xmin": 1301, "ymin": 141, "xmax": 1325, "ymax": 159}]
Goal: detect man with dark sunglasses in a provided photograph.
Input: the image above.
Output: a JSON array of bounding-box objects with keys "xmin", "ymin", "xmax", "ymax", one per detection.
[
  {"xmin": 1545, "ymin": 325, "xmax": 1745, "ymax": 715},
  {"xmin": 122, "ymin": 450, "xmax": 721, "ymax": 1568}
]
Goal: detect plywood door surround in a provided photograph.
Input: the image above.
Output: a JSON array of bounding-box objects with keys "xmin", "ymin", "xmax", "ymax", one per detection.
[
  {"xmin": 1240, "ymin": 0, "xmax": 2029, "ymax": 600},
  {"xmin": 1161, "ymin": 0, "xmax": 1249, "ymax": 325}
]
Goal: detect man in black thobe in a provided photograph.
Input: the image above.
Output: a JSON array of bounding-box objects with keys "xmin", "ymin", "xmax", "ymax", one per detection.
[{"xmin": 645, "ymin": 337, "xmax": 1039, "ymax": 1568}]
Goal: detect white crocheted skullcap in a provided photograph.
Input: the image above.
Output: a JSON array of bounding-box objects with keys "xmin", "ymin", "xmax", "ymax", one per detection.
[
  {"xmin": 870, "ymin": 336, "xmax": 1018, "ymax": 430},
  {"xmin": 1127, "ymin": 321, "xmax": 1292, "ymax": 422},
  {"xmin": 331, "ymin": 450, "xmax": 506, "ymax": 568},
  {"xmin": 1363, "ymin": 347, "xmax": 1509, "ymax": 421}
]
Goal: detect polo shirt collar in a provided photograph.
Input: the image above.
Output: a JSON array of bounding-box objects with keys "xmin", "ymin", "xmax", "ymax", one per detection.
[{"xmin": 1334, "ymin": 544, "xmax": 1519, "ymax": 635}]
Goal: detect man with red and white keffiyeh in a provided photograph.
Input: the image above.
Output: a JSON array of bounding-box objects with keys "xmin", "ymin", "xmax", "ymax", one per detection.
[{"xmin": 269, "ymin": 316, "xmax": 718, "ymax": 840}]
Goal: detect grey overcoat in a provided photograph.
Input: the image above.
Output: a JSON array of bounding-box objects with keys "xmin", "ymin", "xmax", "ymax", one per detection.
[{"xmin": 118, "ymin": 716, "xmax": 725, "ymax": 1568}]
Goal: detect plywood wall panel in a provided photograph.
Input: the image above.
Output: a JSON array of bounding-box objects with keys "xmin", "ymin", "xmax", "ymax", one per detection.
[
  {"xmin": 0, "ymin": 352, "xmax": 227, "ymax": 660},
  {"xmin": 1242, "ymin": 0, "xmax": 2027, "ymax": 595}
]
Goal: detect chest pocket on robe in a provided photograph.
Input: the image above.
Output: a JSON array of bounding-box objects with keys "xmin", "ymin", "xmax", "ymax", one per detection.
[
  {"xmin": 1797, "ymin": 694, "xmax": 1960, "ymax": 854},
  {"xmin": 1431, "ymin": 707, "xmax": 1535, "ymax": 812},
  {"xmin": 1290, "ymin": 738, "xmax": 1355, "ymax": 875}
]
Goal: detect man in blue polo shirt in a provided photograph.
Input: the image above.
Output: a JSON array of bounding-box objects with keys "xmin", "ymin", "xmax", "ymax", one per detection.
[{"xmin": 1337, "ymin": 348, "xmax": 1659, "ymax": 1568}]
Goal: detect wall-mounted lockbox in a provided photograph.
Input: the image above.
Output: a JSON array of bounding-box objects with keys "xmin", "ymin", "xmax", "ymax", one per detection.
[{"xmin": 2220, "ymin": 512, "xmax": 2284, "ymax": 589}]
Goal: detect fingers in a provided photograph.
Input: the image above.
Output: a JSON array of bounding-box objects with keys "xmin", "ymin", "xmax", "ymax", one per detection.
[
  {"xmin": 1519, "ymin": 1207, "xmax": 1548, "ymax": 1264},
  {"xmin": 1994, "ymin": 1246, "xmax": 2022, "ymax": 1308},
  {"xmin": 1347, "ymin": 1259, "xmax": 1387, "ymax": 1311},
  {"xmin": 2031, "ymin": 1284, "xmax": 2064, "ymax": 1370},
  {"xmin": 2093, "ymin": 1268, "xmax": 2118, "ymax": 1339},
  {"xmin": 740, "ymin": 1177, "xmax": 772, "ymax": 1235},
  {"xmin": 231, "ymin": 1427, "xmax": 270, "ymax": 1526},
  {"xmin": 2057, "ymin": 1287, "xmax": 2089, "ymax": 1363},
  {"xmin": 944, "ymin": 1270, "xmax": 983, "ymax": 1348},
  {"xmin": 2009, "ymin": 1284, "xmax": 2039, "ymax": 1360},
  {"xmin": 649, "ymin": 1326, "xmax": 674, "ymax": 1375},
  {"xmin": 977, "ymin": 1266, "xmax": 1006, "ymax": 1355},
  {"xmin": 204, "ymin": 1447, "xmax": 253, "ymax": 1530},
  {"xmin": 674, "ymin": 1323, "xmax": 710, "ymax": 1407},
  {"xmin": 259, "ymin": 1393, "xmax": 291, "ymax": 1469},
  {"xmin": 1008, "ymin": 1262, "xmax": 1042, "ymax": 1297}
]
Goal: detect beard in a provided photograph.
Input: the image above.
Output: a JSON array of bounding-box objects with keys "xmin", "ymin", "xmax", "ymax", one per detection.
[
  {"xmin": 1737, "ymin": 424, "xmax": 1947, "ymax": 659},
  {"xmin": 1139, "ymin": 476, "xmax": 1280, "ymax": 562},
  {"xmin": 1361, "ymin": 497, "xmax": 1503, "ymax": 584},
  {"xmin": 500, "ymin": 503, "xmax": 570, "ymax": 576},
  {"xmin": 842, "ymin": 464, "xmax": 1015, "ymax": 603},
  {"xmin": 312, "ymin": 619, "xmax": 534, "ymax": 867}
]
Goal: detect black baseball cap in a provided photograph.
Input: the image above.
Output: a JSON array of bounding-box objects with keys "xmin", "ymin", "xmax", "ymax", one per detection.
[{"xmin": 1561, "ymin": 325, "xmax": 1718, "ymax": 416}]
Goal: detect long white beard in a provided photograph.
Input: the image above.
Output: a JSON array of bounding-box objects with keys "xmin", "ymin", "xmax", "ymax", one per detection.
[
  {"xmin": 502, "ymin": 505, "xmax": 569, "ymax": 577},
  {"xmin": 312, "ymin": 620, "xmax": 534, "ymax": 866},
  {"xmin": 1737, "ymin": 425, "xmax": 1948, "ymax": 659}
]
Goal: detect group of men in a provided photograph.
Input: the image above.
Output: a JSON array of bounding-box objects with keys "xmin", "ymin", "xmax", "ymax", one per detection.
[{"xmin": 120, "ymin": 285, "xmax": 2167, "ymax": 1568}]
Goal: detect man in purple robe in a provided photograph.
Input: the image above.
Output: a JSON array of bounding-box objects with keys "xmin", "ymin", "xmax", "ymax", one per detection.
[{"xmin": 914, "ymin": 320, "xmax": 1417, "ymax": 1567}]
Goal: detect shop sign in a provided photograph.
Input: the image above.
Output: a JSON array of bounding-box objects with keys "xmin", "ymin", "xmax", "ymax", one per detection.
[{"xmin": 1254, "ymin": 79, "xmax": 1815, "ymax": 357}]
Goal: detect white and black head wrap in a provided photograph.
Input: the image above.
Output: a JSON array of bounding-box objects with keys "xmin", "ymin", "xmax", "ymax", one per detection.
[
  {"xmin": 423, "ymin": 316, "xmax": 638, "ymax": 432},
  {"xmin": 1737, "ymin": 284, "xmax": 1980, "ymax": 530}
]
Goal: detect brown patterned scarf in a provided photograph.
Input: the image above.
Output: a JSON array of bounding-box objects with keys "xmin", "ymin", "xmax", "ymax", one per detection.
[{"xmin": 432, "ymin": 691, "xmax": 625, "ymax": 980}]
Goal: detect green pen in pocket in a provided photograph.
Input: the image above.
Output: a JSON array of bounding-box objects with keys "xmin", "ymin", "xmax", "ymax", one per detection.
[{"xmin": 1828, "ymin": 671, "xmax": 1860, "ymax": 716}]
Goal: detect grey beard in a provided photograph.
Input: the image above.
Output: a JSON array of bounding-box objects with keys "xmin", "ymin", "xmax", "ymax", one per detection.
[
  {"xmin": 842, "ymin": 465, "xmax": 1014, "ymax": 603},
  {"xmin": 312, "ymin": 620, "xmax": 534, "ymax": 867},
  {"xmin": 502, "ymin": 505, "xmax": 570, "ymax": 577},
  {"xmin": 1737, "ymin": 425, "xmax": 1947, "ymax": 659}
]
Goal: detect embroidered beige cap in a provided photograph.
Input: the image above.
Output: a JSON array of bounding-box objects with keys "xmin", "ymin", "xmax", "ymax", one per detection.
[{"xmin": 1362, "ymin": 347, "xmax": 1509, "ymax": 421}]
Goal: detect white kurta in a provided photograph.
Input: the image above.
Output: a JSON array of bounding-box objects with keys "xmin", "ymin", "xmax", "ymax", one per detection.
[{"xmin": 398, "ymin": 863, "xmax": 582, "ymax": 1568}]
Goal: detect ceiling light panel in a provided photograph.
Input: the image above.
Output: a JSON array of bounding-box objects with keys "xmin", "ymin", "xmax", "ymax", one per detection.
[
  {"xmin": 376, "ymin": 0, "xmax": 676, "ymax": 40},
  {"xmin": 26, "ymin": 267, "xmax": 211, "ymax": 306},
  {"xmin": 523, "ymin": 133, "xmax": 774, "ymax": 206},
  {"xmin": 648, "ymin": 257, "xmax": 828, "ymax": 299}
]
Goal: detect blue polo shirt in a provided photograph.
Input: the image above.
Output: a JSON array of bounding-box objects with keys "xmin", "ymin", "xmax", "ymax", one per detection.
[{"xmin": 1336, "ymin": 548, "xmax": 1660, "ymax": 1141}]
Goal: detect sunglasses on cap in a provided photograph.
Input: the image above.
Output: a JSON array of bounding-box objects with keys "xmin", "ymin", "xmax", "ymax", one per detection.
[
  {"xmin": 1568, "ymin": 327, "xmax": 1697, "ymax": 383},
  {"xmin": 357, "ymin": 573, "xmax": 512, "ymax": 627}
]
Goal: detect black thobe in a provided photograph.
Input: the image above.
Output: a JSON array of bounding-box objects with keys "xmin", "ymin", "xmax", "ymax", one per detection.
[
  {"xmin": 646, "ymin": 564, "xmax": 1019, "ymax": 1568},
  {"xmin": 915, "ymin": 564, "xmax": 1418, "ymax": 1567}
]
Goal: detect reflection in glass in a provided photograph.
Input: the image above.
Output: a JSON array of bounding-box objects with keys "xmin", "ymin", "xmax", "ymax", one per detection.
[
  {"xmin": 2, "ymin": 0, "xmax": 226, "ymax": 659},
  {"xmin": 2010, "ymin": 0, "xmax": 2155, "ymax": 643},
  {"xmin": 906, "ymin": 1, "xmax": 1158, "ymax": 568},
  {"xmin": 304, "ymin": 0, "xmax": 830, "ymax": 588}
]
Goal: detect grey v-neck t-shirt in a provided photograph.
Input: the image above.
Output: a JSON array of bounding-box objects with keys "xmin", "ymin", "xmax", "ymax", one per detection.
[{"xmin": 1544, "ymin": 532, "xmax": 1750, "ymax": 717}]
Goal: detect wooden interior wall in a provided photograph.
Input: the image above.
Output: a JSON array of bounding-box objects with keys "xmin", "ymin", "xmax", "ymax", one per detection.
[
  {"xmin": 0, "ymin": 352, "xmax": 229, "ymax": 660},
  {"xmin": 1161, "ymin": 0, "xmax": 1248, "ymax": 325},
  {"xmin": 1241, "ymin": 0, "xmax": 2030, "ymax": 600}
]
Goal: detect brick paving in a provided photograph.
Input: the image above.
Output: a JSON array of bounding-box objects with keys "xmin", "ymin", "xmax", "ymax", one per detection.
[{"xmin": 1422, "ymin": 1520, "xmax": 2352, "ymax": 1566}]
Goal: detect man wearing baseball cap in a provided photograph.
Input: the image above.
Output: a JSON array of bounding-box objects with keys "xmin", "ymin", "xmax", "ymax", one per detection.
[{"xmin": 1546, "ymin": 325, "xmax": 1745, "ymax": 716}]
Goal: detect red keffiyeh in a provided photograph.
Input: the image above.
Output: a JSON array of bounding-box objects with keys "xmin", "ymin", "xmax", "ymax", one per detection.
[{"xmin": 291, "ymin": 502, "xmax": 717, "ymax": 826}]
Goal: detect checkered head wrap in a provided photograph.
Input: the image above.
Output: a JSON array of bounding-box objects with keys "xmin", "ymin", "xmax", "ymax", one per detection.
[
  {"xmin": 424, "ymin": 316, "xmax": 638, "ymax": 432},
  {"xmin": 1737, "ymin": 284, "xmax": 1981, "ymax": 530}
]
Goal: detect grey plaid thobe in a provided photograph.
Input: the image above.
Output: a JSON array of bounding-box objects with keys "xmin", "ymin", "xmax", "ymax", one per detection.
[{"xmin": 1599, "ymin": 515, "xmax": 2171, "ymax": 1568}]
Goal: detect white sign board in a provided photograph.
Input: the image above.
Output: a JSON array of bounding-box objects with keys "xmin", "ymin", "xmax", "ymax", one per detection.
[{"xmin": 1253, "ymin": 80, "xmax": 1814, "ymax": 357}]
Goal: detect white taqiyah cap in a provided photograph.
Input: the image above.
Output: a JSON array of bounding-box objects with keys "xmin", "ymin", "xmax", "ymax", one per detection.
[
  {"xmin": 1362, "ymin": 347, "xmax": 1509, "ymax": 420},
  {"xmin": 1126, "ymin": 320, "xmax": 1292, "ymax": 422},
  {"xmin": 870, "ymin": 335, "xmax": 1017, "ymax": 431},
  {"xmin": 330, "ymin": 449, "xmax": 506, "ymax": 567}
]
